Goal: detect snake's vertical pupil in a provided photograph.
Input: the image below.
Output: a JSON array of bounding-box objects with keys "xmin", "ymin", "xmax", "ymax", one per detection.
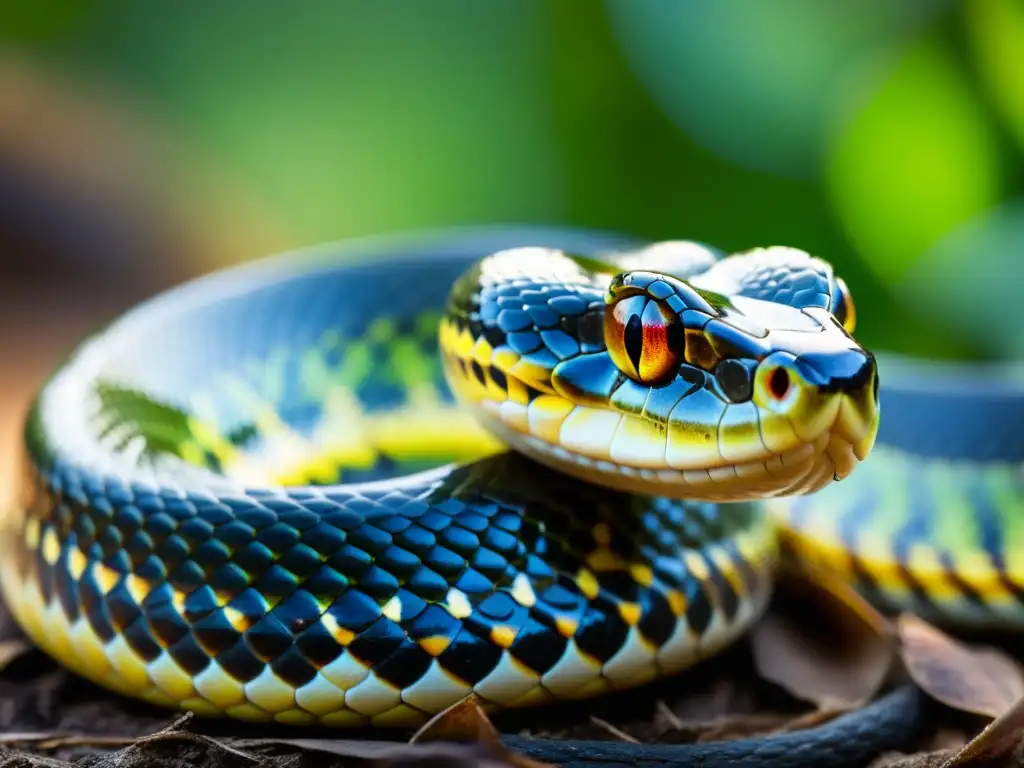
[
  {"xmin": 605, "ymin": 293, "xmax": 684, "ymax": 385},
  {"xmin": 624, "ymin": 312, "xmax": 644, "ymax": 375},
  {"xmin": 667, "ymin": 322, "xmax": 686, "ymax": 360}
]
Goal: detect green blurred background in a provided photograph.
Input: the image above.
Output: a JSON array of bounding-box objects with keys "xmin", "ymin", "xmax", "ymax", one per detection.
[{"xmin": 1, "ymin": 0, "xmax": 1023, "ymax": 364}]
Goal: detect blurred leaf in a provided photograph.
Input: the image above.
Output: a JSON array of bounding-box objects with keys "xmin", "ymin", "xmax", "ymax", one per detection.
[
  {"xmin": 548, "ymin": 0, "xmax": 862, "ymax": 277},
  {"xmin": 93, "ymin": 382, "xmax": 195, "ymax": 459},
  {"xmin": 903, "ymin": 199, "xmax": 1024, "ymax": 359},
  {"xmin": 940, "ymin": 695, "xmax": 1024, "ymax": 767},
  {"xmin": 751, "ymin": 568, "xmax": 894, "ymax": 709},
  {"xmin": 967, "ymin": 0, "xmax": 1024, "ymax": 152},
  {"xmin": 781, "ymin": 552, "xmax": 896, "ymax": 638},
  {"xmin": 605, "ymin": 0, "xmax": 947, "ymax": 178},
  {"xmin": 825, "ymin": 36, "xmax": 1001, "ymax": 287},
  {"xmin": 0, "ymin": 0, "xmax": 94, "ymax": 44},
  {"xmin": 898, "ymin": 613, "xmax": 1024, "ymax": 719},
  {"xmin": 64, "ymin": 1, "xmax": 564, "ymax": 247}
]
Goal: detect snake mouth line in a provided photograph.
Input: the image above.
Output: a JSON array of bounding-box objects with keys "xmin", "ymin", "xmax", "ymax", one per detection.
[
  {"xmin": 471, "ymin": 397, "xmax": 856, "ymax": 502},
  {"xmin": 453, "ymin": 346, "xmax": 878, "ymax": 501},
  {"xmin": 443, "ymin": 320, "xmax": 878, "ymax": 502}
]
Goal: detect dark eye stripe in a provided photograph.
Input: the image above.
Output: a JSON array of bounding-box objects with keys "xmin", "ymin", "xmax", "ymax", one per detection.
[{"xmin": 624, "ymin": 311, "xmax": 644, "ymax": 376}]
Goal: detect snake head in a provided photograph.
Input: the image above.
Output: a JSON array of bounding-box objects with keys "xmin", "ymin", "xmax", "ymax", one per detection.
[{"xmin": 442, "ymin": 245, "xmax": 879, "ymax": 502}]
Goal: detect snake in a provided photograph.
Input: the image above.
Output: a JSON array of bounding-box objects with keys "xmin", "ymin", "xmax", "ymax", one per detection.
[{"xmin": 3, "ymin": 226, "xmax": 1015, "ymax": 765}]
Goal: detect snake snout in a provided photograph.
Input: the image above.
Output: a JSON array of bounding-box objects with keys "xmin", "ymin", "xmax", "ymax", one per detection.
[
  {"xmin": 754, "ymin": 347, "xmax": 879, "ymax": 475},
  {"xmin": 797, "ymin": 348, "xmax": 879, "ymax": 475},
  {"xmin": 794, "ymin": 349, "xmax": 877, "ymax": 395}
]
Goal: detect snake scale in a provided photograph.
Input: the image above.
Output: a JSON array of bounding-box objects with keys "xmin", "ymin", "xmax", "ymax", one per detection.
[{"xmin": 1, "ymin": 227, "xmax": 1017, "ymax": 766}]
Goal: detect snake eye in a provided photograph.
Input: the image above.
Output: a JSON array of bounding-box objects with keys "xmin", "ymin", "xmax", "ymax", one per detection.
[{"xmin": 604, "ymin": 294, "xmax": 684, "ymax": 384}]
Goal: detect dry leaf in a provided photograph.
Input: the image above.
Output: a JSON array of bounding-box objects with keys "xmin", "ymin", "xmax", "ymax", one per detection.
[
  {"xmin": 230, "ymin": 737, "xmax": 512, "ymax": 765},
  {"xmin": 123, "ymin": 714, "xmax": 261, "ymax": 765},
  {"xmin": 779, "ymin": 555, "xmax": 896, "ymax": 638},
  {"xmin": 226, "ymin": 738, "xmax": 403, "ymax": 761},
  {"xmin": 0, "ymin": 733, "xmax": 135, "ymax": 750},
  {"xmin": 410, "ymin": 695, "xmax": 552, "ymax": 768},
  {"xmin": 751, "ymin": 568, "xmax": 895, "ymax": 709},
  {"xmin": 410, "ymin": 694, "xmax": 501, "ymax": 745},
  {"xmin": 940, "ymin": 693, "xmax": 1024, "ymax": 767},
  {"xmin": 868, "ymin": 750, "xmax": 958, "ymax": 768},
  {"xmin": 898, "ymin": 613, "xmax": 1024, "ymax": 719},
  {"xmin": 0, "ymin": 638, "xmax": 31, "ymax": 673}
]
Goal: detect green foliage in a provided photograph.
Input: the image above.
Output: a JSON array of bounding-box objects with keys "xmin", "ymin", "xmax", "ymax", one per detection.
[
  {"xmin": 4, "ymin": 1, "xmax": 1021, "ymax": 361},
  {"xmin": 825, "ymin": 37, "xmax": 1001, "ymax": 286},
  {"xmin": 94, "ymin": 382, "xmax": 194, "ymax": 459},
  {"xmin": 968, "ymin": 0, "xmax": 1024, "ymax": 152}
]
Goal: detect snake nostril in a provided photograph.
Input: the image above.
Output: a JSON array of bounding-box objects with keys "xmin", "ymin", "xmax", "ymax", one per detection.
[{"xmin": 768, "ymin": 367, "xmax": 790, "ymax": 400}]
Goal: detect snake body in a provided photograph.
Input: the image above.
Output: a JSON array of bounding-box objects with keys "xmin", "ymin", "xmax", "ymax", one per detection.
[{"xmin": 0, "ymin": 227, "xmax": 1016, "ymax": 764}]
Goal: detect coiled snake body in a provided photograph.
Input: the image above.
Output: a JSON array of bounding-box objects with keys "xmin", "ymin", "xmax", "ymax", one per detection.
[{"xmin": 1, "ymin": 228, "xmax": 1017, "ymax": 764}]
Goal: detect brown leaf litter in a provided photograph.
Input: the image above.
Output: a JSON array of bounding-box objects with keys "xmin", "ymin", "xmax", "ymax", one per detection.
[
  {"xmin": 750, "ymin": 566, "xmax": 896, "ymax": 713},
  {"xmin": 897, "ymin": 614, "xmax": 1024, "ymax": 720}
]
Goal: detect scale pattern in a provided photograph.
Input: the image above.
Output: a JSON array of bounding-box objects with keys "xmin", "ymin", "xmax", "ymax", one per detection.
[
  {"xmin": 4, "ymin": 228, "xmax": 1018, "ymax": 766},
  {"xmin": 3, "ymin": 454, "xmax": 774, "ymax": 725},
  {"xmin": 1, "ymin": 233, "xmax": 779, "ymax": 727}
]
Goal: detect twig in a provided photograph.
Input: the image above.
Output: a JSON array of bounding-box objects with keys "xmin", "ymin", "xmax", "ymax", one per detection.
[{"xmin": 588, "ymin": 716, "xmax": 640, "ymax": 744}]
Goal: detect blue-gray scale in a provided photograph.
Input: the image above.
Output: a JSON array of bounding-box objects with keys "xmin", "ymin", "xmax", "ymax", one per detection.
[{"xmin": 22, "ymin": 228, "xmax": 757, "ymax": 698}]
